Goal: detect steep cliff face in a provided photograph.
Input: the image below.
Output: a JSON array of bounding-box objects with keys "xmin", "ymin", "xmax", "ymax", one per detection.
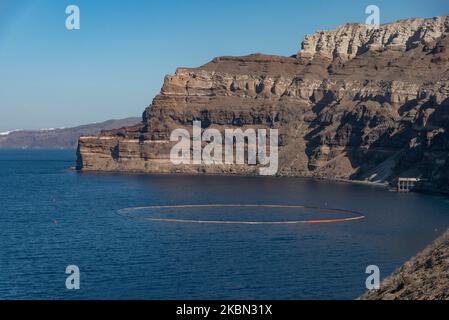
[{"xmin": 77, "ymin": 15, "xmax": 449, "ymax": 191}]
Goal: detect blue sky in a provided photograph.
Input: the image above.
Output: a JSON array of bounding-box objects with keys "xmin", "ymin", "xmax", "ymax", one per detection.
[{"xmin": 0, "ymin": 0, "xmax": 447, "ymax": 131}]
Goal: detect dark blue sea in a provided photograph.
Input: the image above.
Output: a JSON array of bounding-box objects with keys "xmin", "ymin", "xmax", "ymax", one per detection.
[{"xmin": 1, "ymin": 149, "xmax": 449, "ymax": 300}]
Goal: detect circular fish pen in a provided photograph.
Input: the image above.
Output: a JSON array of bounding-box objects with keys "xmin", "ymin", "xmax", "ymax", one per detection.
[{"xmin": 116, "ymin": 204, "xmax": 365, "ymax": 225}]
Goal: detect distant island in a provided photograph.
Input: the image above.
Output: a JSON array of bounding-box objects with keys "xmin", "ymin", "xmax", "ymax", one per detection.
[
  {"xmin": 0, "ymin": 117, "xmax": 140, "ymax": 149},
  {"xmin": 72, "ymin": 14, "xmax": 449, "ymax": 300}
]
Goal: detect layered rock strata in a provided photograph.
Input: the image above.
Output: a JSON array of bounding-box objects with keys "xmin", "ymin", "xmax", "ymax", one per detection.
[{"xmin": 77, "ymin": 15, "xmax": 449, "ymax": 192}]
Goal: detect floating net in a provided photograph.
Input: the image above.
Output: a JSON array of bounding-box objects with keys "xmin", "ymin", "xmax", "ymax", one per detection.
[{"xmin": 116, "ymin": 204, "xmax": 365, "ymax": 225}]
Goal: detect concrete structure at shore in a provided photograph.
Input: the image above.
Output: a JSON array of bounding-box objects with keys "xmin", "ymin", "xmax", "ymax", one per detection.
[{"xmin": 397, "ymin": 178, "xmax": 420, "ymax": 192}]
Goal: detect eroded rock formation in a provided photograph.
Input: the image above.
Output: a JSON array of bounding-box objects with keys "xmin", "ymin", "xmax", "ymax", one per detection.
[{"xmin": 77, "ymin": 14, "xmax": 449, "ymax": 192}]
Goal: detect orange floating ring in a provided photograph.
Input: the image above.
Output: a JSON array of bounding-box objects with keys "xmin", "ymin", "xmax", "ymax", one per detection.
[{"xmin": 116, "ymin": 204, "xmax": 365, "ymax": 225}]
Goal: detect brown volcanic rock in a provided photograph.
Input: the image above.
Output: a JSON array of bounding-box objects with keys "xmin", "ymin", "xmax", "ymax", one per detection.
[
  {"xmin": 0, "ymin": 117, "xmax": 141, "ymax": 149},
  {"xmin": 360, "ymin": 229, "xmax": 449, "ymax": 300},
  {"xmin": 77, "ymin": 15, "xmax": 449, "ymax": 192}
]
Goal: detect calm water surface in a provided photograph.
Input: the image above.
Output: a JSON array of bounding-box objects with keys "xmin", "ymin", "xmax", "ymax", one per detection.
[{"xmin": 1, "ymin": 149, "xmax": 449, "ymax": 299}]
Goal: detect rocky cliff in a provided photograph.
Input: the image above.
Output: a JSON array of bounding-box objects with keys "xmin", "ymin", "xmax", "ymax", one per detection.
[{"xmin": 77, "ymin": 15, "xmax": 449, "ymax": 192}]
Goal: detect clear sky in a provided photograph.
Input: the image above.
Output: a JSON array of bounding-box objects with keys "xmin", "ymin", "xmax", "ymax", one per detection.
[{"xmin": 0, "ymin": 0, "xmax": 447, "ymax": 131}]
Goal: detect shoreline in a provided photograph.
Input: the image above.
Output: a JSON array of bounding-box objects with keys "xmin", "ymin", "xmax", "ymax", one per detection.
[{"xmin": 74, "ymin": 167, "xmax": 389, "ymax": 188}]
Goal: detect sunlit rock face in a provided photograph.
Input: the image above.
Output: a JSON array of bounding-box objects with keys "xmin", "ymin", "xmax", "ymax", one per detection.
[
  {"xmin": 77, "ymin": 15, "xmax": 449, "ymax": 193},
  {"xmin": 298, "ymin": 15, "xmax": 449, "ymax": 60}
]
